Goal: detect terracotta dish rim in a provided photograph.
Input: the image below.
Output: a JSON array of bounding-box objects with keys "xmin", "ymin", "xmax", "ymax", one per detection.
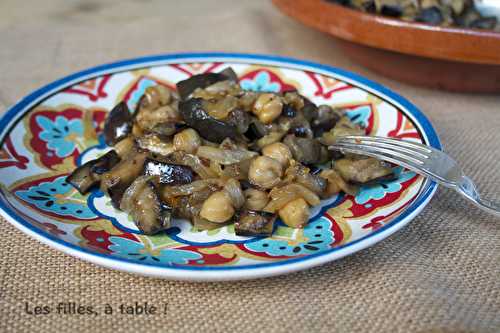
[{"xmin": 273, "ymin": 0, "xmax": 500, "ymax": 65}]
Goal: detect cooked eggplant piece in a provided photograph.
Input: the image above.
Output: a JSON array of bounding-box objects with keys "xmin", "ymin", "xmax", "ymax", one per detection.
[
  {"xmin": 219, "ymin": 67, "xmax": 239, "ymax": 82},
  {"xmin": 279, "ymin": 111, "xmax": 314, "ymax": 139},
  {"xmin": 301, "ymin": 97, "xmax": 318, "ymax": 122},
  {"xmin": 380, "ymin": 3, "xmax": 403, "ymax": 17},
  {"xmin": 114, "ymin": 136, "xmax": 136, "ymax": 158},
  {"xmin": 470, "ymin": 17, "xmax": 498, "ymax": 30},
  {"xmin": 143, "ymin": 158, "xmax": 194, "ymax": 185},
  {"xmin": 245, "ymin": 118, "xmax": 269, "ymax": 141},
  {"xmin": 284, "ymin": 162, "xmax": 327, "ymax": 196},
  {"xmin": 226, "ymin": 108, "xmax": 251, "ymax": 134},
  {"xmin": 160, "ymin": 151, "xmax": 218, "ymax": 179},
  {"xmin": 320, "ymin": 168, "xmax": 359, "ymax": 196},
  {"xmin": 320, "ymin": 116, "xmax": 365, "ymax": 145},
  {"xmin": 100, "ymin": 149, "xmax": 148, "ymax": 208},
  {"xmin": 103, "ymin": 102, "xmax": 133, "ymax": 146},
  {"xmin": 150, "ymin": 122, "xmax": 178, "ymax": 136},
  {"xmin": 136, "ymin": 133, "xmax": 175, "ymax": 156},
  {"xmin": 329, "ymin": 0, "xmax": 351, "ymax": 5},
  {"xmin": 176, "ymin": 70, "xmax": 237, "ymax": 101},
  {"xmin": 283, "ymin": 134, "xmax": 323, "ymax": 164},
  {"xmin": 416, "ymin": 6, "xmax": 444, "ymax": 25},
  {"xmin": 120, "ymin": 176, "xmax": 172, "ymax": 234},
  {"xmin": 289, "ymin": 126, "xmax": 309, "ymax": 138},
  {"xmin": 331, "ymin": 0, "xmax": 497, "ymax": 30},
  {"xmin": 179, "ymin": 98, "xmax": 239, "ymax": 143},
  {"xmin": 67, "ymin": 150, "xmax": 121, "ymax": 194},
  {"xmin": 203, "ymin": 95, "xmax": 238, "ymax": 119},
  {"xmin": 90, "ymin": 151, "xmax": 121, "ymax": 175},
  {"xmin": 362, "ymin": 0, "xmax": 376, "ymax": 12},
  {"xmin": 334, "ymin": 157, "xmax": 395, "ymax": 185},
  {"xmin": 281, "ymin": 104, "xmax": 297, "ymax": 118},
  {"xmin": 235, "ymin": 210, "xmax": 276, "ymax": 237},
  {"xmin": 311, "ymin": 105, "xmax": 342, "ymax": 137},
  {"xmin": 135, "ymin": 103, "xmax": 181, "ymax": 136},
  {"xmin": 66, "ymin": 163, "xmax": 100, "ymax": 194},
  {"xmin": 172, "ymin": 187, "xmax": 214, "ymax": 221}
]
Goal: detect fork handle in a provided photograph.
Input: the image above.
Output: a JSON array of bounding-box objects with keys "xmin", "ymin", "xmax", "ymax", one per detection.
[{"xmin": 456, "ymin": 176, "xmax": 500, "ymax": 216}]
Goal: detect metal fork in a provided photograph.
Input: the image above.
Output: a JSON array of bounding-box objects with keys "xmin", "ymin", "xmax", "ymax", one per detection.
[{"xmin": 330, "ymin": 135, "xmax": 500, "ymax": 216}]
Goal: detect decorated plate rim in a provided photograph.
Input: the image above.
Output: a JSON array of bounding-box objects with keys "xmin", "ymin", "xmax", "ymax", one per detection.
[{"xmin": 0, "ymin": 52, "xmax": 440, "ymax": 281}]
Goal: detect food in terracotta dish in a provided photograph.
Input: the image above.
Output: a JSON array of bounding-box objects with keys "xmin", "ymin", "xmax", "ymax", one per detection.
[
  {"xmin": 67, "ymin": 67, "xmax": 394, "ymax": 236},
  {"xmin": 328, "ymin": 0, "xmax": 498, "ymax": 30}
]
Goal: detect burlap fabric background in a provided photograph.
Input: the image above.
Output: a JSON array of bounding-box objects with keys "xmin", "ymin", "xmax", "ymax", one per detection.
[{"xmin": 1, "ymin": 1, "xmax": 499, "ymax": 332}]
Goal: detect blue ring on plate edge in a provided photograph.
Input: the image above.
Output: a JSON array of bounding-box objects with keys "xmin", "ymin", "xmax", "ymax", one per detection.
[{"xmin": 0, "ymin": 52, "xmax": 441, "ymax": 271}]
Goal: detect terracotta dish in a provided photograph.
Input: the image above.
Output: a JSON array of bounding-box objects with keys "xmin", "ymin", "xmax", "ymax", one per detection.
[{"xmin": 273, "ymin": 0, "xmax": 500, "ymax": 93}]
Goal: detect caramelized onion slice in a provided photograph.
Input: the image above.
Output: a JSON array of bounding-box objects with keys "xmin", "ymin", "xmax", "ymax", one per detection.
[{"xmin": 197, "ymin": 146, "xmax": 257, "ymax": 165}]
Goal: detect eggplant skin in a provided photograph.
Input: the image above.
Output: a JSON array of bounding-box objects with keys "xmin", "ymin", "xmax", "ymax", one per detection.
[
  {"xmin": 90, "ymin": 150, "xmax": 121, "ymax": 175},
  {"xmin": 219, "ymin": 67, "xmax": 238, "ymax": 82},
  {"xmin": 107, "ymin": 182, "xmax": 130, "ymax": 209},
  {"xmin": 177, "ymin": 71, "xmax": 235, "ymax": 101},
  {"xmin": 121, "ymin": 178, "xmax": 172, "ymax": 235},
  {"xmin": 103, "ymin": 102, "xmax": 133, "ymax": 146},
  {"xmin": 283, "ymin": 134, "xmax": 322, "ymax": 165},
  {"xmin": 179, "ymin": 98, "xmax": 239, "ymax": 143},
  {"xmin": 226, "ymin": 108, "xmax": 251, "ymax": 135},
  {"xmin": 134, "ymin": 182, "xmax": 172, "ymax": 235},
  {"xmin": 311, "ymin": 105, "xmax": 341, "ymax": 137},
  {"xmin": 67, "ymin": 150, "xmax": 121, "ymax": 194},
  {"xmin": 143, "ymin": 158, "xmax": 194, "ymax": 185},
  {"xmin": 235, "ymin": 210, "xmax": 276, "ymax": 237}
]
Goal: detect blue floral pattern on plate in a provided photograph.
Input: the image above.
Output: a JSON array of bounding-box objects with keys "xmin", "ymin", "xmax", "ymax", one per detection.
[
  {"xmin": 244, "ymin": 217, "xmax": 334, "ymax": 257},
  {"xmin": 37, "ymin": 115, "xmax": 83, "ymax": 158},
  {"xmin": 15, "ymin": 176, "xmax": 97, "ymax": 219},
  {"xmin": 108, "ymin": 236, "xmax": 202, "ymax": 265},
  {"xmin": 346, "ymin": 105, "xmax": 371, "ymax": 128},
  {"xmin": 240, "ymin": 71, "xmax": 280, "ymax": 92},
  {"xmin": 355, "ymin": 168, "xmax": 416, "ymax": 205},
  {"xmin": 127, "ymin": 78, "xmax": 157, "ymax": 110}
]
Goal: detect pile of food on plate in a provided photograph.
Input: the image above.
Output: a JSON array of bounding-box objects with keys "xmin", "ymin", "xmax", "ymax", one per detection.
[
  {"xmin": 329, "ymin": 0, "xmax": 498, "ymax": 30},
  {"xmin": 68, "ymin": 67, "xmax": 395, "ymax": 236}
]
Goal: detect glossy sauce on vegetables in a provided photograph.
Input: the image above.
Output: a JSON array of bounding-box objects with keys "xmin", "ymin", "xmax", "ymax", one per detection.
[{"xmin": 68, "ymin": 67, "xmax": 395, "ymax": 236}]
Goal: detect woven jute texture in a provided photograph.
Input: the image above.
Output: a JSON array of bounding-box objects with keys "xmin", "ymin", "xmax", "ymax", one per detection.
[{"xmin": 1, "ymin": 1, "xmax": 499, "ymax": 332}]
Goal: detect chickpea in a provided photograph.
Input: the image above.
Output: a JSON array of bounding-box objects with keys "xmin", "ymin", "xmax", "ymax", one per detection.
[
  {"xmin": 173, "ymin": 128, "xmax": 202, "ymax": 154},
  {"xmin": 238, "ymin": 91, "xmax": 258, "ymax": 111},
  {"xmin": 248, "ymin": 156, "xmax": 283, "ymax": 189},
  {"xmin": 244, "ymin": 188, "xmax": 269, "ymax": 211},
  {"xmin": 278, "ymin": 198, "xmax": 309, "ymax": 228},
  {"xmin": 141, "ymin": 85, "xmax": 172, "ymax": 110},
  {"xmin": 200, "ymin": 191, "xmax": 235, "ymax": 223},
  {"xmin": 156, "ymin": 85, "xmax": 172, "ymax": 105},
  {"xmin": 252, "ymin": 93, "xmax": 283, "ymax": 124},
  {"xmin": 256, "ymin": 131, "xmax": 286, "ymax": 149},
  {"xmin": 262, "ymin": 142, "xmax": 292, "ymax": 167}
]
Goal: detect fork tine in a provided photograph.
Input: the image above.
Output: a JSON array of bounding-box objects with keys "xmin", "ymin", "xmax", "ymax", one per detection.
[
  {"xmin": 338, "ymin": 136, "xmax": 433, "ymax": 154},
  {"xmin": 337, "ymin": 140, "xmax": 430, "ymax": 160},
  {"xmin": 332, "ymin": 142, "xmax": 426, "ymax": 166}
]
